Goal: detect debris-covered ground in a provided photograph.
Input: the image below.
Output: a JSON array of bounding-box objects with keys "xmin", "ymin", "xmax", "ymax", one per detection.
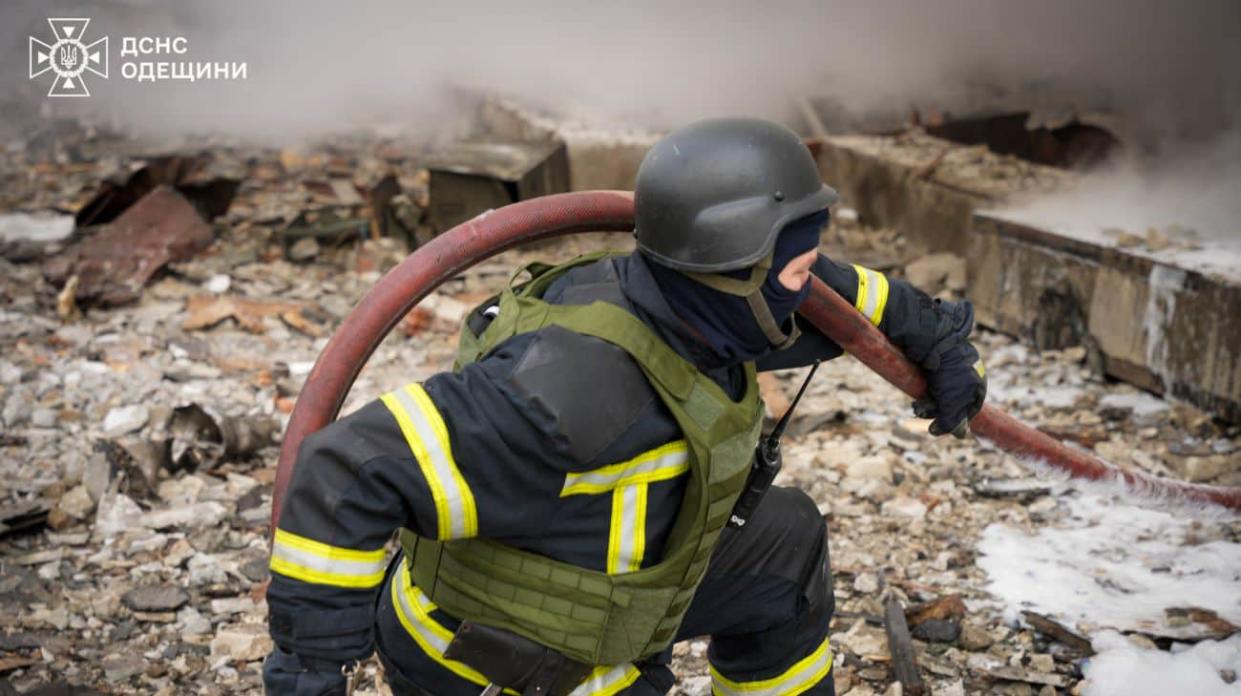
[{"xmin": 2, "ymin": 123, "xmax": 1239, "ymax": 695}]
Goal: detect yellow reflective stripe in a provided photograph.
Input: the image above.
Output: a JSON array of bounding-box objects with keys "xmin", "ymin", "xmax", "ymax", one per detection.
[
  {"xmin": 561, "ymin": 441, "xmax": 689, "ymax": 496},
  {"xmin": 710, "ymin": 634, "xmax": 832, "ymax": 696},
  {"xmin": 569, "ymin": 664, "xmax": 642, "ymax": 696},
  {"xmin": 974, "ymin": 359, "xmax": 986, "ymax": 378},
  {"xmin": 632, "ymin": 485, "xmax": 648, "ymax": 573},
  {"xmin": 607, "ymin": 487, "xmax": 625, "ymax": 575},
  {"xmin": 391, "ymin": 563, "xmax": 520, "ymax": 694},
  {"xmin": 380, "ymin": 383, "xmax": 479, "ymax": 540},
  {"xmin": 851, "ymin": 264, "xmax": 890, "ymax": 327},
  {"xmin": 269, "ymin": 529, "xmax": 387, "ymax": 589},
  {"xmin": 606, "ymin": 483, "xmax": 650, "ymax": 574}
]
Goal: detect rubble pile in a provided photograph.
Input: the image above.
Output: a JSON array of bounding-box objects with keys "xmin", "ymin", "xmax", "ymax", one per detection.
[{"xmin": 1, "ymin": 124, "xmax": 1238, "ymax": 694}]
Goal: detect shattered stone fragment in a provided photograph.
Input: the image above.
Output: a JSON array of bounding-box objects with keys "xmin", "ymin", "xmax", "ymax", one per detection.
[
  {"xmin": 101, "ymin": 404, "xmax": 149, "ymax": 437},
  {"xmin": 122, "ymin": 585, "xmax": 190, "ymax": 613},
  {"xmin": 211, "ymin": 624, "xmax": 274, "ymax": 663},
  {"xmin": 102, "ymin": 652, "xmax": 147, "ymax": 683}
]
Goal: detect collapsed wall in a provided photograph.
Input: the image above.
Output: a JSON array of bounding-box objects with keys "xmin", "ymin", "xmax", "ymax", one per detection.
[
  {"xmin": 813, "ymin": 131, "xmax": 1240, "ymax": 423},
  {"xmin": 473, "ymin": 99, "xmax": 1240, "ymax": 423}
]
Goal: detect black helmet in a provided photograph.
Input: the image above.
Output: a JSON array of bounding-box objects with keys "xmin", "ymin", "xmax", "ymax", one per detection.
[{"xmin": 634, "ymin": 117, "xmax": 838, "ymax": 274}]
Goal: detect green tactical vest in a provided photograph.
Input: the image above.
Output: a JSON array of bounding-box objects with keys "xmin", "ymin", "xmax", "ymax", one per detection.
[{"xmin": 399, "ymin": 252, "xmax": 764, "ymax": 665}]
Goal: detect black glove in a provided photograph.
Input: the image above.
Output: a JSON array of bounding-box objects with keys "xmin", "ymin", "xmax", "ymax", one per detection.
[
  {"xmin": 913, "ymin": 341, "xmax": 987, "ymax": 438},
  {"xmin": 263, "ymin": 647, "xmax": 349, "ymax": 696},
  {"xmin": 911, "ymin": 299, "xmax": 986, "ymax": 438}
]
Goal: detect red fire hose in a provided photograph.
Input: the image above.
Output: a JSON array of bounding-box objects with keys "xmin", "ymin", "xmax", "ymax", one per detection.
[{"xmin": 273, "ymin": 190, "xmax": 1241, "ymax": 525}]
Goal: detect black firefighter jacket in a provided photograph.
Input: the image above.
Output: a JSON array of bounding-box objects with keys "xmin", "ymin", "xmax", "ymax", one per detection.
[{"xmin": 266, "ymin": 251, "xmax": 953, "ymax": 662}]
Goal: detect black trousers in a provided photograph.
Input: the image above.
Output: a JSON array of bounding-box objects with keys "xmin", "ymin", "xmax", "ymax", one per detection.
[{"xmin": 376, "ymin": 486, "xmax": 835, "ymax": 696}]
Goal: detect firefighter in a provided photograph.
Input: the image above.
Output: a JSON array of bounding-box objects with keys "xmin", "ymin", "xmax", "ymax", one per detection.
[{"xmin": 263, "ymin": 117, "xmax": 986, "ymax": 696}]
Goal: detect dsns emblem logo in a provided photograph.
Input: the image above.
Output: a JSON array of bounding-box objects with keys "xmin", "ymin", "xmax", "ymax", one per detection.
[{"xmin": 29, "ymin": 18, "xmax": 109, "ymax": 97}]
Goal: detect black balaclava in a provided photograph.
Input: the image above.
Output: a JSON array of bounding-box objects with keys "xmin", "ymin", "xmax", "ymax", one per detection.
[{"xmin": 646, "ymin": 209, "xmax": 828, "ymax": 366}]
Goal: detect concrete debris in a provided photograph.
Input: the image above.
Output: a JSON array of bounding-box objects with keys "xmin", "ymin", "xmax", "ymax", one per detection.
[
  {"xmin": 141, "ymin": 501, "xmax": 228, "ymax": 531},
  {"xmin": 101, "ymin": 404, "xmax": 150, "ymax": 437},
  {"xmin": 204, "ymin": 274, "xmax": 232, "ymax": 294},
  {"xmin": 91, "ymin": 490, "xmax": 144, "ymax": 540},
  {"xmin": 287, "ymin": 236, "xmax": 320, "ymax": 262},
  {"xmin": 210, "ymin": 624, "xmax": 274, "ymax": 663},
  {"xmin": 1, "ymin": 123, "xmax": 1237, "ymax": 695},
  {"xmin": 49, "ymin": 485, "xmax": 94, "ymax": 528},
  {"xmin": 881, "ymin": 496, "xmax": 928, "ymax": 519},
  {"xmin": 101, "ymin": 653, "xmax": 147, "ymax": 683},
  {"xmin": 399, "ymin": 292, "xmax": 471, "ymax": 336},
  {"xmin": 121, "ymin": 585, "xmax": 190, "ymax": 613},
  {"xmin": 847, "ymin": 455, "xmax": 895, "ymax": 483},
  {"xmin": 0, "ymin": 212, "xmax": 75, "ymax": 261}
]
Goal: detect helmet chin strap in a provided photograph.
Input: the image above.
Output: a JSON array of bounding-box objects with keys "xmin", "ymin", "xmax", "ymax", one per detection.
[{"xmin": 681, "ymin": 253, "xmax": 802, "ymax": 350}]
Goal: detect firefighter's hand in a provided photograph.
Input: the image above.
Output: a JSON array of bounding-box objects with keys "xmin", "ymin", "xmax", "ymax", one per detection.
[
  {"xmin": 263, "ymin": 647, "xmax": 348, "ymax": 696},
  {"xmin": 912, "ymin": 341, "xmax": 987, "ymax": 438}
]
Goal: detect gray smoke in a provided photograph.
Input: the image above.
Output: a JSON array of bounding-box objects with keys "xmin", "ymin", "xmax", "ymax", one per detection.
[
  {"xmin": 3, "ymin": 0, "xmax": 1239, "ymax": 234},
  {"xmin": 3, "ymin": 0, "xmax": 1237, "ymax": 141}
]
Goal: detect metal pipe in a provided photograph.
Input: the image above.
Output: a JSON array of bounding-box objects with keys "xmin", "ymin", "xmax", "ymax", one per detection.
[{"xmin": 274, "ymin": 190, "xmax": 1241, "ymax": 526}]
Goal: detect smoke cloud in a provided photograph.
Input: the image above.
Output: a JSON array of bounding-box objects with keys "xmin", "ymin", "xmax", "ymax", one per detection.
[
  {"xmin": 3, "ymin": 0, "xmax": 1238, "ymax": 236},
  {"xmin": 3, "ymin": 0, "xmax": 1236, "ymax": 141}
]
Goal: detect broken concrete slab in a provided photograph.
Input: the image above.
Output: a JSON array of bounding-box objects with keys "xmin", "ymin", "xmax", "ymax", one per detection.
[
  {"xmin": 423, "ymin": 138, "xmax": 570, "ymax": 233},
  {"xmin": 479, "ymin": 98, "xmax": 661, "ymax": 192},
  {"xmin": 971, "ymin": 212, "xmax": 1241, "ymax": 423},
  {"xmin": 807, "ymin": 129, "xmax": 1240, "ymax": 423}
]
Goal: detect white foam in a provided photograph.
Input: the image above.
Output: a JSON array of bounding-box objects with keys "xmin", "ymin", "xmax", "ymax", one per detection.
[
  {"xmin": 1082, "ymin": 631, "xmax": 1241, "ymax": 695},
  {"xmin": 1097, "ymin": 391, "xmax": 1171, "ymax": 418},
  {"xmin": 977, "ymin": 492, "xmax": 1241, "ymax": 631}
]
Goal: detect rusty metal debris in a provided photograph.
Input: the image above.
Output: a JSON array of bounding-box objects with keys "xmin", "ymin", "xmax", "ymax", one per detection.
[
  {"xmin": 43, "ymin": 186, "xmax": 215, "ymax": 306},
  {"xmin": 167, "ymin": 404, "xmax": 277, "ymax": 473},
  {"xmin": 74, "ymin": 154, "xmax": 239, "ymax": 227}
]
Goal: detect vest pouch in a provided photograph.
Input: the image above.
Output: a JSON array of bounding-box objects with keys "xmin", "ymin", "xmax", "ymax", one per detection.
[{"xmin": 443, "ymin": 621, "xmax": 593, "ymax": 696}]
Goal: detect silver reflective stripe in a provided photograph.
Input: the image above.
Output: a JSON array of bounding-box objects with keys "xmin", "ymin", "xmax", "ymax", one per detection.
[
  {"xmin": 568, "ymin": 664, "xmax": 641, "ymax": 696},
  {"xmin": 563, "ymin": 447, "xmax": 688, "ymax": 494},
  {"xmin": 711, "ymin": 635, "xmax": 833, "ymax": 696},
  {"xmin": 851, "ymin": 264, "xmax": 889, "ymax": 326},
  {"xmin": 391, "ymin": 385, "xmax": 473, "ymax": 539},
  {"xmin": 609, "ymin": 485, "xmax": 645, "ymax": 574},
  {"xmin": 270, "ymin": 539, "xmax": 386, "ymax": 581},
  {"xmin": 860, "ymin": 267, "xmax": 881, "ymax": 320},
  {"xmin": 393, "ymin": 571, "xmax": 451, "ymax": 654}
]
